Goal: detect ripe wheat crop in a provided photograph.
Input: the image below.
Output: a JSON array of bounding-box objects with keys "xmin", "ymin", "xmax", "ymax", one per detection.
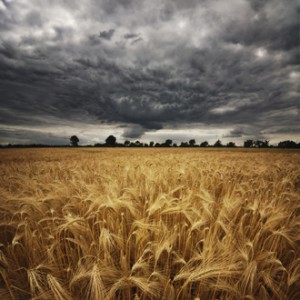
[{"xmin": 0, "ymin": 148, "xmax": 299, "ymax": 299}]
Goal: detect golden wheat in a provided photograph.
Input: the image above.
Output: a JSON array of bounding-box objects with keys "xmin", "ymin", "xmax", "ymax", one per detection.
[{"xmin": 0, "ymin": 148, "xmax": 299, "ymax": 299}]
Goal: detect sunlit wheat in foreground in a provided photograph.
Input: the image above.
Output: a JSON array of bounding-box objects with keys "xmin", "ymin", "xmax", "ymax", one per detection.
[{"xmin": 0, "ymin": 148, "xmax": 299, "ymax": 299}]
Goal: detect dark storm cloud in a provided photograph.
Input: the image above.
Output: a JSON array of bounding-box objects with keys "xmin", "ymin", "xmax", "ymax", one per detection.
[
  {"xmin": 99, "ymin": 29, "xmax": 115, "ymax": 40},
  {"xmin": 122, "ymin": 125, "xmax": 146, "ymax": 139},
  {"xmin": 0, "ymin": 0, "xmax": 299, "ymax": 144},
  {"xmin": 0, "ymin": 41, "xmax": 18, "ymax": 59},
  {"xmin": 223, "ymin": 8, "xmax": 298, "ymax": 51},
  {"xmin": 88, "ymin": 34, "xmax": 101, "ymax": 45},
  {"xmin": 224, "ymin": 129, "xmax": 244, "ymax": 138},
  {"xmin": 0, "ymin": 128, "xmax": 69, "ymax": 145},
  {"xmin": 246, "ymin": 0, "xmax": 270, "ymax": 11}
]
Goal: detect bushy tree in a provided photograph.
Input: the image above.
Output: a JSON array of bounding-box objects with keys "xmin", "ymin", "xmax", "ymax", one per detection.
[
  {"xmin": 180, "ymin": 142, "xmax": 189, "ymax": 147},
  {"xmin": 278, "ymin": 140, "xmax": 299, "ymax": 148},
  {"xmin": 165, "ymin": 139, "xmax": 173, "ymax": 147},
  {"xmin": 70, "ymin": 135, "xmax": 79, "ymax": 147},
  {"xmin": 105, "ymin": 135, "xmax": 116, "ymax": 146},
  {"xmin": 200, "ymin": 141, "xmax": 209, "ymax": 147},
  {"xmin": 214, "ymin": 140, "xmax": 223, "ymax": 147},
  {"xmin": 255, "ymin": 140, "xmax": 269, "ymax": 148},
  {"xmin": 226, "ymin": 141, "xmax": 236, "ymax": 147},
  {"xmin": 244, "ymin": 140, "xmax": 254, "ymax": 148},
  {"xmin": 189, "ymin": 139, "xmax": 196, "ymax": 147}
]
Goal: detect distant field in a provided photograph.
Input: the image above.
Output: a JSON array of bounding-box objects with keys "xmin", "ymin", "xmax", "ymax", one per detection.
[{"xmin": 0, "ymin": 148, "xmax": 299, "ymax": 299}]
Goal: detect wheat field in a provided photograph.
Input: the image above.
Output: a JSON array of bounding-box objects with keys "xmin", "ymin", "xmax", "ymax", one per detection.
[{"xmin": 0, "ymin": 148, "xmax": 299, "ymax": 300}]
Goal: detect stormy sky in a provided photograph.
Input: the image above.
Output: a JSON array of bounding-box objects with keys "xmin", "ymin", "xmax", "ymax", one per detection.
[{"xmin": 0, "ymin": 0, "xmax": 299, "ymax": 145}]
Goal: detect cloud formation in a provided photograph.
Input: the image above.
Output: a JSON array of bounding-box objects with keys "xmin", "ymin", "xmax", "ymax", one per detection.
[
  {"xmin": 124, "ymin": 33, "xmax": 140, "ymax": 39},
  {"xmin": 0, "ymin": 0, "xmax": 298, "ymax": 145},
  {"xmin": 99, "ymin": 29, "xmax": 115, "ymax": 40}
]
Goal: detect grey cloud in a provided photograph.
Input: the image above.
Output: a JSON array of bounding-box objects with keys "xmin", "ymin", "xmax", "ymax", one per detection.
[
  {"xmin": 222, "ymin": 1, "xmax": 298, "ymax": 51},
  {"xmin": 24, "ymin": 11, "xmax": 43, "ymax": 27},
  {"xmin": 160, "ymin": 3, "xmax": 175, "ymax": 21},
  {"xmin": 124, "ymin": 33, "xmax": 140, "ymax": 39},
  {"xmin": 224, "ymin": 129, "xmax": 244, "ymax": 138},
  {"xmin": 99, "ymin": 29, "xmax": 115, "ymax": 40},
  {"xmin": 122, "ymin": 125, "xmax": 146, "ymax": 139},
  {"xmin": 0, "ymin": 128, "xmax": 69, "ymax": 145},
  {"xmin": 88, "ymin": 34, "xmax": 101, "ymax": 45},
  {"xmin": 0, "ymin": 37, "xmax": 297, "ymax": 137},
  {"xmin": 122, "ymin": 122, "xmax": 163, "ymax": 139},
  {"xmin": 53, "ymin": 26, "xmax": 75, "ymax": 41},
  {"xmin": 172, "ymin": 0, "xmax": 205, "ymax": 10},
  {"xmin": 131, "ymin": 37, "xmax": 143, "ymax": 45},
  {"xmin": 246, "ymin": 0, "xmax": 271, "ymax": 11},
  {"xmin": 1, "ymin": 0, "xmax": 10, "ymax": 8},
  {"xmin": 97, "ymin": 0, "xmax": 136, "ymax": 15},
  {"xmin": 0, "ymin": 0, "xmax": 298, "ymax": 144},
  {"xmin": 0, "ymin": 42, "xmax": 19, "ymax": 59}
]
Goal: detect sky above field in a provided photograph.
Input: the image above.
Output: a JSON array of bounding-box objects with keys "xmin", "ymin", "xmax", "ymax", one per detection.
[{"xmin": 0, "ymin": 0, "xmax": 299, "ymax": 145}]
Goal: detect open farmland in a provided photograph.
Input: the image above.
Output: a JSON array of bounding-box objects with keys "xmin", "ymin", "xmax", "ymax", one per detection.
[{"xmin": 0, "ymin": 148, "xmax": 300, "ymax": 300}]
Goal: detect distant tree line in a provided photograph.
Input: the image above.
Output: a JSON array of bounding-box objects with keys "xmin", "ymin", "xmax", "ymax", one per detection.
[
  {"xmin": 69, "ymin": 135, "xmax": 300, "ymax": 149},
  {"xmin": 1, "ymin": 136, "xmax": 299, "ymax": 148}
]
